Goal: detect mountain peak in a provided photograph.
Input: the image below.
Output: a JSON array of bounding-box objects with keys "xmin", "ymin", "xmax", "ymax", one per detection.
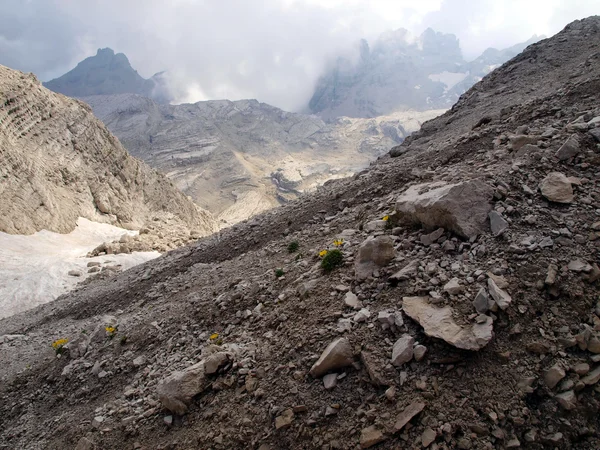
[
  {"xmin": 43, "ymin": 48, "xmax": 171, "ymax": 103},
  {"xmin": 96, "ymin": 47, "xmax": 115, "ymax": 56}
]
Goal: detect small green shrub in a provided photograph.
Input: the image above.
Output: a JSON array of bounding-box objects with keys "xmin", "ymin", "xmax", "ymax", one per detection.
[
  {"xmin": 275, "ymin": 268, "xmax": 285, "ymax": 278},
  {"xmin": 287, "ymin": 241, "xmax": 299, "ymax": 253},
  {"xmin": 321, "ymin": 249, "xmax": 344, "ymax": 272}
]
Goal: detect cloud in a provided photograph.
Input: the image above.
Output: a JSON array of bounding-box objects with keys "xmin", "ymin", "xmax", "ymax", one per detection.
[{"xmin": 0, "ymin": 0, "xmax": 597, "ymax": 111}]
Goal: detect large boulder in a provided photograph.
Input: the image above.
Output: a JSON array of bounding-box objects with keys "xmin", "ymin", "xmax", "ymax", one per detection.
[
  {"xmin": 355, "ymin": 236, "xmax": 396, "ymax": 280},
  {"xmin": 395, "ymin": 180, "xmax": 494, "ymax": 239},
  {"xmin": 402, "ymin": 297, "xmax": 493, "ymax": 350}
]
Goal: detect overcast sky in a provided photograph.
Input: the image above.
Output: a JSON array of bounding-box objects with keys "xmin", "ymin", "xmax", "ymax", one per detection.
[{"xmin": 0, "ymin": 0, "xmax": 597, "ymax": 111}]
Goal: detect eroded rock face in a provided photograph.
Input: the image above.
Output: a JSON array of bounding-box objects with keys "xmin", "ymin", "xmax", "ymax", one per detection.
[
  {"xmin": 539, "ymin": 172, "xmax": 574, "ymax": 203},
  {"xmin": 0, "ymin": 64, "xmax": 217, "ymax": 236},
  {"xmin": 395, "ymin": 180, "xmax": 494, "ymax": 238},
  {"xmin": 355, "ymin": 235, "xmax": 396, "ymax": 280},
  {"xmin": 402, "ymin": 297, "xmax": 493, "ymax": 350}
]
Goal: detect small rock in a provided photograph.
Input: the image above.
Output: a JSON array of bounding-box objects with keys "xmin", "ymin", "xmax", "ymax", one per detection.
[
  {"xmin": 354, "ymin": 308, "xmax": 371, "ymax": 323},
  {"xmin": 75, "ymin": 437, "xmax": 96, "ymax": 450},
  {"xmin": 489, "ymin": 211, "xmax": 509, "ymax": 236},
  {"xmin": 555, "ymin": 135, "xmax": 580, "ymax": 161},
  {"xmin": 391, "ymin": 335, "xmax": 415, "ymax": 366},
  {"xmin": 443, "ymin": 278, "xmax": 463, "ymax": 295},
  {"xmin": 344, "ymin": 292, "xmax": 362, "ymax": 310},
  {"xmin": 539, "ymin": 172, "xmax": 574, "ymax": 204},
  {"xmin": 487, "ymin": 278, "xmax": 511, "ymax": 310},
  {"xmin": 163, "ymin": 415, "xmax": 173, "ymax": 426},
  {"xmin": 581, "ymin": 365, "xmax": 600, "ymax": 385},
  {"xmin": 421, "ymin": 427, "xmax": 436, "ymax": 447},
  {"xmin": 506, "ymin": 438, "xmax": 521, "ymax": 448},
  {"xmin": 298, "ymin": 279, "xmax": 319, "ymax": 298},
  {"xmin": 421, "ymin": 228, "xmax": 445, "ymax": 246},
  {"xmin": 473, "ymin": 288, "xmax": 490, "ymax": 314},
  {"xmin": 310, "ymin": 338, "xmax": 354, "ymax": 377},
  {"xmin": 378, "ymin": 310, "xmax": 403, "ymax": 329},
  {"xmin": 365, "ymin": 220, "xmax": 388, "ymax": 232},
  {"xmin": 275, "ymin": 409, "xmax": 294, "ymax": 430},
  {"xmin": 544, "ymin": 364, "xmax": 566, "ymax": 389},
  {"xmin": 573, "ymin": 363, "xmax": 590, "ymax": 375},
  {"xmin": 92, "ymin": 416, "xmax": 104, "ymax": 429},
  {"xmin": 68, "ymin": 270, "xmax": 82, "ymax": 277},
  {"xmin": 133, "ymin": 355, "xmax": 146, "ymax": 367},
  {"xmin": 394, "ymin": 401, "xmax": 426, "ymax": 432},
  {"xmin": 360, "ymin": 425, "xmax": 386, "ymax": 449},
  {"xmin": 390, "ymin": 260, "xmax": 419, "ymax": 281},
  {"xmin": 568, "ymin": 259, "xmax": 592, "ymax": 273},
  {"xmin": 555, "ymin": 390, "xmax": 577, "ymax": 410},
  {"xmin": 402, "ymin": 296, "xmax": 493, "ymax": 350},
  {"xmin": 545, "ymin": 264, "xmax": 558, "ymax": 285},
  {"xmin": 385, "ymin": 386, "xmax": 396, "ymax": 401},
  {"xmin": 413, "ymin": 345, "xmax": 427, "ymax": 361},
  {"xmin": 323, "ymin": 373, "xmax": 338, "ymax": 390},
  {"xmin": 355, "ymin": 236, "xmax": 396, "ymax": 280}
]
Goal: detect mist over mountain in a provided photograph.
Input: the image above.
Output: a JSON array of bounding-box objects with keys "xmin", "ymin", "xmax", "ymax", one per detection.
[{"xmin": 308, "ymin": 29, "xmax": 541, "ymax": 119}]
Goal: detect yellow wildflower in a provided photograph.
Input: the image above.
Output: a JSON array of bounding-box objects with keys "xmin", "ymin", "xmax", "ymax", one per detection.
[
  {"xmin": 51, "ymin": 338, "xmax": 69, "ymax": 350},
  {"xmin": 105, "ymin": 326, "xmax": 116, "ymax": 334},
  {"xmin": 333, "ymin": 239, "xmax": 344, "ymax": 247},
  {"xmin": 210, "ymin": 333, "xmax": 219, "ymax": 340},
  {"xmin": 382, "ymin": 215, "xmax": 390, "ymax": 221},
  {"xmin": 319, "ymin": 249, "xmax": 328, "ymax": 257}
]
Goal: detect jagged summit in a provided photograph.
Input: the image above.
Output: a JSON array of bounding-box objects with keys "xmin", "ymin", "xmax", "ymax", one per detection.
[
  {"xmin": 1, "ymin": 16, "xmax": 600, "ymax": 450},
  {"xmin": 43, "ymin": 47, "xmax": 171, "ymax": 103}
]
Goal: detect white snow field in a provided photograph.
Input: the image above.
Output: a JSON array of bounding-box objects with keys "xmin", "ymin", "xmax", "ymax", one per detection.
[{"xmin": 0, "ymin": 218, "xmax": 159, "ymax": 319}]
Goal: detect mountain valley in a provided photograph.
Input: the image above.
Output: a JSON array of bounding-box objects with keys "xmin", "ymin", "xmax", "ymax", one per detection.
[{"xmin": 1, "ymin": 15, "xmax": 600, "ymax": 450}]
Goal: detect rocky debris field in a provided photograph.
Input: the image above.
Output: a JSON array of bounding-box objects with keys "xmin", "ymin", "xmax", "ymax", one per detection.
[{"xmin": 1, "ymin": 16, "xmax": 600, "ymax": 450}]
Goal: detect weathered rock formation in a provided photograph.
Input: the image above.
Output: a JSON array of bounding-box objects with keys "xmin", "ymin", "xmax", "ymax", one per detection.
[{"xmin": 0, "ymin": 64, "xmax": 217, "ymax": 236}]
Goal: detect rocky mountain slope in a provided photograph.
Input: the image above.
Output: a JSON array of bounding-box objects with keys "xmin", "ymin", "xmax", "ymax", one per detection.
[
  {"xmin": 2, "ymin": 16, "xmax": 600, "ymax": 450},
  {"xmin": 44, "ymin": 48, "xmax": 171, "ymax": 103},
  {"xmin": 0, "ymin": 64, "xmax": 217, "ymax": 239},
  {"xmin": 84, "ymin": 93, "xmax": 442, "ymax": 225},
  {"xmin": 309, "ymin": 29, "xmax": 539, "ymax": 119}
]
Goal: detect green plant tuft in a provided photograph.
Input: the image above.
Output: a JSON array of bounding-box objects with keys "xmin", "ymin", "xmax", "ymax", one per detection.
[
  {"xmin": 287, "ymin": 241, "xmax": 299, "ymax": 253},
  {"xmin": 321, "ymin": 249, "xmax": 344, "ymax": 272},
  {"xmin": 275, "ymin": 268, "xmax": 285, "ymax": 278}
]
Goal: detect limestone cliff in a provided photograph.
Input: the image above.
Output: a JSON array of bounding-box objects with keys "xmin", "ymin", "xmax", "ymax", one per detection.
[{"xmin": 0, "ymin": 65, "xmax": 217, "ymax": 235}]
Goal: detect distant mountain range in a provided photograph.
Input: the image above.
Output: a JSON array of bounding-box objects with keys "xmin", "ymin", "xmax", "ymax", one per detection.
[
  {"xmin": 308, "ymin": 29, "xmax": 541, "ymax": 119},
  {"xmin": 37, "ymin": 29, "xmax": 540, "ymax": 224},
  {"xmin": 42, "ymin": 30, "xmax": 540, "ymax": 120},
  {"xmin": 83, "ymin": 93, "xmax": 442, "ymax": 225},
  {"xmin": 43, "ymin": 48, "xmax": 172, "ymax": 103}
]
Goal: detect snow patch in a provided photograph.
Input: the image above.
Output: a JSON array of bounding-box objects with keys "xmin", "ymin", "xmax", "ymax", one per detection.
[{"xmin": 0, "ymin": 218, "xmax": 159, "ymax": 319}]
